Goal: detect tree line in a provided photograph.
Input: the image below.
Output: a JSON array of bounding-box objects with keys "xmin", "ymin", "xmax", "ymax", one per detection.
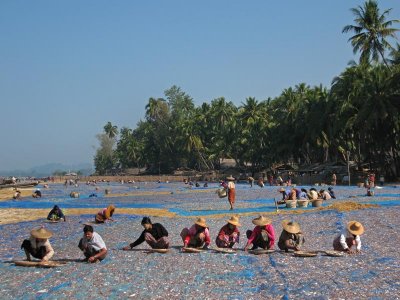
[{"xmin": 94, "ymin": 1, "xmax": 400, "ymax": 179}]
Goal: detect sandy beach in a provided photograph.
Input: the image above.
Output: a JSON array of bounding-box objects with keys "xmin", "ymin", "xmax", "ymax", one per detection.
[{"xmin": 0, "ymin": 181, "xmax": 399, "ymax": 299}]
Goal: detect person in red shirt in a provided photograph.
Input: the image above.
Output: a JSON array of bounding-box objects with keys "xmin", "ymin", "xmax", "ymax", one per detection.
[
  {"xmin": 215, "ymin": 216, "xmax": 241, "ymax": 248},
  {"xmin": 244, "ymin": 215, "xmax": 275, "ymax": 251}
]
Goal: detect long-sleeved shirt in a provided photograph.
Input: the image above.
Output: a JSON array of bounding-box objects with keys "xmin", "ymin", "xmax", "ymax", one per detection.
[
  {"xmin": 278, "ymin": 230, "xmax": 305, "ymax": 250},
  {"xmin": 130, "ymin": 223, "xmax": 168, "ymax": 248},
  {"xmin": 217, "ymin": 224, "xmax": 240, "ymax": 243},
  {"xmin": 338, "ymin": 230, "xmax": 361, "ymax": 251},
  {"xmin": 47, "ymin": 208, "xmax": 65, "ymax": 220},
  {"xmin": 183, "ymin": 224, "xmax": 211, "ymax": 246},
  {"xmin": 246, "ymin": 224, "xmax": 275, "ymax": 249},
  {"xmin": 29, "ymin": 235, "xmax": 54, "ymax": 261},
  {"xmin": 81, "ymin": 232, "xmax": 107, "ymax": 251}
]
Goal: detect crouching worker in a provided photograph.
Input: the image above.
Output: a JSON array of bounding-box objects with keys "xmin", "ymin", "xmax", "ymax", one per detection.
[
  {"xmin": 278, "ymin": 220, "xmax": 305, "ymax": 252},
  {"xmin": 21, "ymin": 227, "xmax": 54, "ymax": 262},
  {"xmin": 244, "ymin": 215, "xmax": 275, "ymax": 251},
  {"xmin": 95, "ymin": 205, "xmax": 115, "ymax": 223},
  {"xmin": 215, "ymin": 216, "xmax": 240, "ymax": 248},
  {"xmin": 180, "ymin": 217, "xmax": 211, "ymax": 249},
  {"xmin": 78, "ymin": 225, "xmax": 107, "ymax": 263},
  {"xmin": 32, "ymin": 189, "xmax": 42, "ymax": 198},
  {"xmin": 123, "ymin": 217, "xmax": 170, "ymax": 250},
  {"xmin": 333, "ymin": 221, "xmax": 364, "ymax": 254},
  {"xmin": 47, "ymin": 205, "xmax": 66, "ymax": 221}
]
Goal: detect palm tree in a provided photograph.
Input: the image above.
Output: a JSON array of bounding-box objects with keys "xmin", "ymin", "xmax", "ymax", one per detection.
[
  {"xmin": 342, "ymin": 0, "xmax": 399, "ymax": 67},
  {"xmin": 103, "ymin": 122, "xmax": 118, "ymax": 139}
]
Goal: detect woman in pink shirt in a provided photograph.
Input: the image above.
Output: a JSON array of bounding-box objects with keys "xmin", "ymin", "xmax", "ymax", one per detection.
[
  {"xmin": 180, "ymin": 217, "xmax": 211, "ymax": 249},
  {"xmin": 244, "ymin": 215, "xmax": 275, "ymax": 251}
]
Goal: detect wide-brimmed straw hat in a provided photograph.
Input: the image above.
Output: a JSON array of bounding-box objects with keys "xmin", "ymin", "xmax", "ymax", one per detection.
[
  {"xmin": 227, "ymin": 216, "xmax": 241, "ymax": 226},
  {"xmin": 252, "ymin": 215, "xmax": 272, "ymax": 226},
  {"xmin": 226, "ymin": 175, "xmax": 235, "ymax": 181},
  {"xmin": 347, "ymin": 221, "xmax": 364, "ymax": 235},
  {"xmin": 282, "ymin": 220, "xmax": 301, "ymax": 234},
  {"xmin": 105, "ymin": 204, "xmax": 115, "ymax": 219},
  {"xmin": 195, "ymin": 217, "xmax": 208, "ymax": 228},
  {"xmin": 31, "ymin": 227, "xmax": 53, "ymax": 239}
]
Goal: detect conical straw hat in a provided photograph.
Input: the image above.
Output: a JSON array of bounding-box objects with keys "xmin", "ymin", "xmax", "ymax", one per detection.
[
  {"xmin": 347, "ymin": 221, "xmax": 364, "ymax": 235},
  {"xmin": 252, "ymin": 215, "xmax": 272, "ymax": 226},
  {"xmin": 195, "ymin": 217, "xmax": 208, "ymax": 228},
  {"xmin": 31, "ymin": 227, "xmax": 53, "ymax": 239},
  {"xmin": 282, "ymin": 220, "xmax": 301, "ymax": 234},
  {"xmin": 227, "ymin": 216, "xmax": 241, "ymax": 226}
]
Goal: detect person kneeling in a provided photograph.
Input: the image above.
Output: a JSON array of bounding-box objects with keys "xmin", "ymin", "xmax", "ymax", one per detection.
[
  {"xmin": 180, "ymin": 218, "xmax": 211, "ymax": 249},
  {"xmin": 47, "ymin": 205, "xmax": 66, "ymax": 221},
  {"xmin": 21, "ymin": 227, "xmax": 54, "ymax": 262},
  {"xmin": 123, "ymin": 217, "xmax": 170, "ymax": 250},
  {"xmin": 215, "ymin": 216, "xmax": 240, "ymax": 248},
  {"xmin": 278, "ymin": 220, "xmax": 305, "ymax": 252},
  {"xmin": 78, "ymin": 225, "xmax": 107, "ymax": 263},
  {"xmin": 244, "ymin": 215, "xmax": 275, "ymax": 251}
]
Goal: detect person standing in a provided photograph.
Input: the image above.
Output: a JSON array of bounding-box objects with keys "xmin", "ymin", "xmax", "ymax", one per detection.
[
  {"xmin": 123, "ymin": 217, "xmax": 170, "ymax": 250},
  {"xmin": 226, "ymin": 175, "xmax": 236, "ymax": 210},
  {"xmin": 331, "ymin": 173, "xmax": 337, "ymax": 186}
]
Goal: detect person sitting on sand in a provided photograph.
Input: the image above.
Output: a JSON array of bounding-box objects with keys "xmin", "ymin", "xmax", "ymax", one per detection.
[
  {"xmin": 278, "ymin": 220, "xmax": 305, "ymax": 252},
  {"xmin": 78, "ymin": 225, "xmax": 107, "ymax": 263},
  {"xmin": 180, "ymin": 217, "xmax": 211, "ymax": 249},
  {"xmin": 328, "ymin": 187, "xmax": 336, "ymax": 199},
  {"xmin": 123, "ymin": 217, "xmax": 170, "ymax": 250},
  {"xmin": 95, "ymin": 205, "xmax": 115, "ymax": 223},
  {"xmin": 320, "ymin": 189, "xmax": 331, "ymax": 200},
  {"xmin": 215, "ymin": 216, "xmax": 241, "ymax": 248},
  {"xmin": 244, "ymin": 215, "xmax": 275, "ymax": 251},
  {"xmin": 32, "ymin": 189, "xmax": 42, "ymax": 198},
  {"xmin": 333, "ymin": 221, "xmax": 364, "ymax": 254},
  {"xmin": 13, "ymin": 190, "xmax": 22, "ymax": 200},
  {"xmin": 21, "ymin": 227, "xmax": 54, "ymax": 262},
  {"xmin": 47, "ymin": 205, "xmax": 66, "ymax": 222}
]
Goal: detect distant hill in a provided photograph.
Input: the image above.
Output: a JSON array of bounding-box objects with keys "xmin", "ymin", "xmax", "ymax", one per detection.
[{"xmin": 0, "ymin": 163, "xmax": 94, "ymax": 177}]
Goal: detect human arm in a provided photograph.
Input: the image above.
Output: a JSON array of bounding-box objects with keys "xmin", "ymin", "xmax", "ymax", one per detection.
[
  {"xmin": 266, "ymin": 224, "xmax": 275, "ymax": 249},
  {"xmin": 88, "ymin": 248, "xmax": 107, "ymax": 262},
  {"xmin": 124, "ymin": 231, "xmax": 145, "ymax": 249},
  {"xmin": 244, "ymin": 227, "xmax": 259, "ymax": 251},
  {"xmin": 41, "ymin": 241, "xmax": 55, "ymax": 261},
  {"xmin": 355, "ymin": 235, "xmax": 361, "ymax": 252}
]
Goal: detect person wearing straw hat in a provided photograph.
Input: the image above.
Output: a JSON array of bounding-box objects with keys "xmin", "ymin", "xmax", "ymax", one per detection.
[
  {"xmin": 122, "ymin": 217, "xmax": 170, "ymax": 250},
  {"xmin": 278, "ymin": 220, "xmax": 305, "ymax": 252},
  {"xmin": 20, "ymin": 226, "xmax": 54, "ymax": 262},
  {"xmin": 180, "ymin": 217, "xmax": 211, "ymax": 249},
  {"xmin": 95, "ymin": 204, "xmax": 115, "ymax": 223},
  {"xmin": 215, "ymin": 216, "xmax": 241, "ymax": 248},
  {"xmin": 225, "ymin": 175, "xmax": 236, "ymax": 210},
  {"xmin": 78, "ymin": 224, "xmax": 107, "ymax": 263},
  {"xmin": 333, "ymin": 221, "xmax": 364, "ymax": 254},
  {"xmin": 244, "ymin": 215, "xmax": 275, "ymax": 251}
]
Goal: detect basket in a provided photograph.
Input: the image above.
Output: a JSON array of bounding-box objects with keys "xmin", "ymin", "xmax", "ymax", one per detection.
[
  {"xmin": 286, "ymin": 200, "xmax": 297, "ymax": 208},
  {"xmin": 217, "ymin": 188, "xmax": 227, "ymax": 198},
  {"xmin": 311, "ymin": 199, "xmax": 323, "ymax": 207},
  {"xmin": 297, "ymin": 200, "xmax": 309, "ymax": 208}
]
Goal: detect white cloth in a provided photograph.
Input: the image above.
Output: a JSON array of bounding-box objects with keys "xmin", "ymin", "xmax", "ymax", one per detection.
[
  {"xmin": 82, "ymin": 232, "xmax": 107, "ymax": 251},
  {"xmin": 339, "ymin": 230, "xmax": 361, "ymax": 250},
  {"xmin": 29, "ymin": 236, "xmax": 54, "ymax": 261},
  {"xmin": 227, "ymin": 181, "xmax": 235, "ymax": 189},
  {"xmin": 322, "ymin": 191, "xmax": 331, "ymax": 200}
]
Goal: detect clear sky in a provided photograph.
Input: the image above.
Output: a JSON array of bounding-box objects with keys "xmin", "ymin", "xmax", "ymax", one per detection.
[{"xmin": 0, "ymin": 1, "xmax": 399, "ymax": 171}]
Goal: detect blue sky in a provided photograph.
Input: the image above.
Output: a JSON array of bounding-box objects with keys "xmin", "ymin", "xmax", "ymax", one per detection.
[{"xmin": 0, "ymin": 1, "xmax": 399, "ymax": 171}]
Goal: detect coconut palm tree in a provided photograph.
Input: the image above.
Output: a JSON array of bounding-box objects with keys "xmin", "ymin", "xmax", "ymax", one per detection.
[
  {"xmin": 103, "ymin": 122, "xmax": 118, "ymax": 139},
  {"xmin": 342, "ymin": 0, "xmax": 399, "ymax": 67}
]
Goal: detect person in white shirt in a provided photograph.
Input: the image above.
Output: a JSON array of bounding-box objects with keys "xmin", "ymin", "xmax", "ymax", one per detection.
[
  {"xmin": 21, "ymin": 227, "xmax": 54, "ymax": 262},
  {"xmin": 333, "ymin": 221, "xmax": 364, "ymax": 254},
  {"xmin": 78, "ymin": 225, "xmax": 107, "ymax": 263}
]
